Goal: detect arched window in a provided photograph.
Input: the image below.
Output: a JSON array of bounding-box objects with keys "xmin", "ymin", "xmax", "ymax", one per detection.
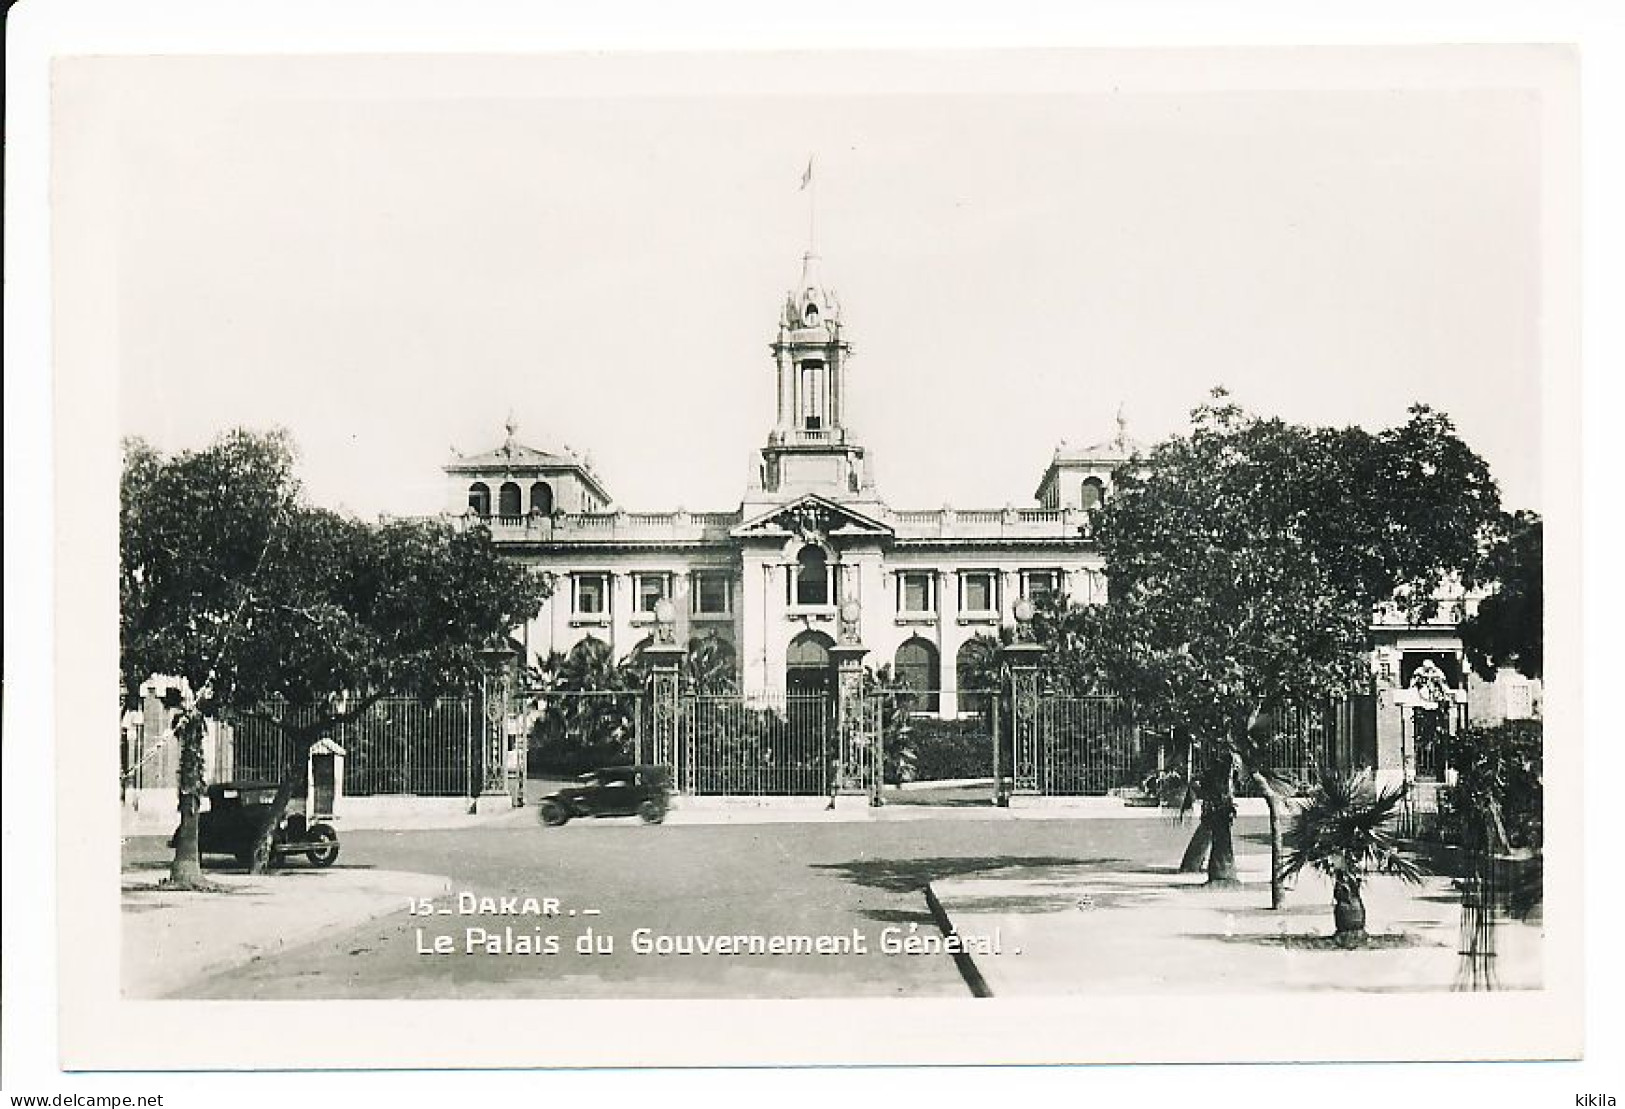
[
  {"xmin": 799, "ymin": 360, "xmax": 826, "ymax": 430},
  {"xmin": 894, "ymin": 638, "xmax": 940, "ymax": 713},
  {"xmin": 956, "ymin": 636, "xmax": 1001, "ymax": 716},
  {"xmin": 467, "ymin": 482, "xmax": 491, "ymax": 517},
  {"xmin": 786, "ymin": 630, "xmax": 833, "ymax": 696},
  {"xmin": 530, "ymin": 481, "xmax": 554, "ymax": 515},
  {"xmin": 794, "ymin": 545, "xmax": 829, "ymax": 606},
  {"xmin": 498, "ymin": 481, "xmax": 522, "ymax": 518},
  {"xmin": 1080, "ymin": 477, "xmax": 1105, "ymax": 510}
]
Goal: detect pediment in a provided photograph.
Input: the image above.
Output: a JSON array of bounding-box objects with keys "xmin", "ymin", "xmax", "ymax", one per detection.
[{"xmin": 731, "ymin": 495, "xmax": 893, "ymax": 543}]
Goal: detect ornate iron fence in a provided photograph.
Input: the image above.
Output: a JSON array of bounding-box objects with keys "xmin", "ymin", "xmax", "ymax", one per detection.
[
  {"xmin": 1035, "ymin": 696, "xmax": 1145, "ymax": 795},
  {"xmin": 227, "ymin": 695, "xmax": 480, "ymax": 796}
]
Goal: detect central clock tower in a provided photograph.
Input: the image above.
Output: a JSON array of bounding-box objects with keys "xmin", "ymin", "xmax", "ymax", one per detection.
[{"xmin": 744, "ymin": 252, "xmax": 877, "ymax": 509}]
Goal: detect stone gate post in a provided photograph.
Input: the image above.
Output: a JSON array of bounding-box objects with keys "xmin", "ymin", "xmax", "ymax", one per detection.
[
  {"xmin": 641, "ymin": 599, "xmax": 687, "ymax": 791},
  {"xmin": 1002, "ymin": 606, "xmax": 1044, "ymax": 795},
  {"xmin": 830, "ymin": 642, "xmax": 878, "ymax": 807}
]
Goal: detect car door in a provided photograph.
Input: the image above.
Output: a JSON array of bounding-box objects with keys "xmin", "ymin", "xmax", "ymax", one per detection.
[{"xmin": 596, "ymin": 770, "xmax": 636, "ymax": 816}]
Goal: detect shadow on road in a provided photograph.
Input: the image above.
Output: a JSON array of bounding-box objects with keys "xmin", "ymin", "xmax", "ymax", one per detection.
[{"xmin": 810, "ymin": 855, "xmax": 1126, "ymax": 894}]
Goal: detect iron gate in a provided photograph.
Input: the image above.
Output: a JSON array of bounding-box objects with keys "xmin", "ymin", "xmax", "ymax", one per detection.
[{"xmin": 681, "ymin": 693, "xmax": 830, "ymax": 795}]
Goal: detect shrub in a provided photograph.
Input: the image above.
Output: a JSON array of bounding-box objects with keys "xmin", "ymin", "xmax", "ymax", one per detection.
[
  {"xmin": 1436, "ymin": 719, "xmax": 1543, "ymax": 854},
  {"xmin": 905, "ymin": 717, "xmax": 991, "ymax": 781}
]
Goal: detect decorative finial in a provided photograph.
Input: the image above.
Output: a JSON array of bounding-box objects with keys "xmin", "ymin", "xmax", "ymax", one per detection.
[{"xmin": 1115, "ymin": 403, "xmax": 1128, "ymax": 451}]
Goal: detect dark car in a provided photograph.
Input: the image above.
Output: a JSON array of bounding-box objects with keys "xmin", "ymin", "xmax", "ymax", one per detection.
[
  {"xmin": 169, "ymin": 781, "xmax": 341, "ymax": 868},
  {"xmin": 537, "ymin": 765, "xmax": 670, "ymax": 826}
]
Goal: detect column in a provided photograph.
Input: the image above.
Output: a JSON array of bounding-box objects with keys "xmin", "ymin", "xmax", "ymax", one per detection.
[
  {"xmin": 611, "ymin": 572, "xmax": 634, "ymax": 657},
  {"xmin": 935, "ymin": 569, "xmax": 957, "ymax": 719}
]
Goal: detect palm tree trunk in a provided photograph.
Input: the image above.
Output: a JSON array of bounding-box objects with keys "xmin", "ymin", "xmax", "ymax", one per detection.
[
  {"xmin": 1178, "ymin": 824, "xmax": 1211, "ymax": 873},
  {"xmin": 1333, "ymin": 874, "xmax": 1367, "ymax": 947},
  {"xmin": 1204, "ymin": 761, "xmax": 1239, "ymax": 886},
  {"xmin": 1251, "ymin": 769, "xmax": 1287, "ymax": 909}
]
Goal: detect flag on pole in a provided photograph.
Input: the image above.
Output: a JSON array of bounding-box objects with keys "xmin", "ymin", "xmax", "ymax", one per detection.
[{"xmin": 800, "ymin": 156, "xmax": 814, "ymax": 191}]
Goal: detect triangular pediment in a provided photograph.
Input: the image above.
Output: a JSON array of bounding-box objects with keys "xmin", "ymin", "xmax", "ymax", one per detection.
[{"xmin": 731, "ymin": 495, "xmax": 893, "ymax": 542}]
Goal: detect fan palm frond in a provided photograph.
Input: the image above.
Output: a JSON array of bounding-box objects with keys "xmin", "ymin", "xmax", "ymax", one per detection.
[{"xmin": 1281, "ymin": 768, "xmax": 1424, "ymax": 888}]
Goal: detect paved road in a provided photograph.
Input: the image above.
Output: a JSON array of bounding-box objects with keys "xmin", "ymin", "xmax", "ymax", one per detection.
[{"xmin": 123, "ymin": 814, "xmax": 1260, "ymax": 999}]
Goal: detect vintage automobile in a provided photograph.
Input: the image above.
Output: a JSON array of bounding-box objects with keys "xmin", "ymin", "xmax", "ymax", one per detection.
[
  {"xmin": 537, "ymin": 765, "xmax": 670, "ymax": 826},
  {"xmin": 170, "ymin": 781, "xmax": 341, "ymax": 868}
]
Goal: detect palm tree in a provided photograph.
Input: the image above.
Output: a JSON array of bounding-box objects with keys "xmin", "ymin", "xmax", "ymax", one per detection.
[
  {"xmin": 1280, "ymin": 769, "xmax": 1424, "ymax": 947},
  {"xmin": 683, "ymin": 634, "xmax": 739, "ymax": 694}
]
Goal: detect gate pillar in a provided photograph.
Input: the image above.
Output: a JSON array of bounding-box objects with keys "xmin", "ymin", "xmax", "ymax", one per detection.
[
  {"xmin": 1002, "ymin": 638, "xmax": 1044, "ymax": 796},
  {"xmin": 642, "ymin": 599, "xmax": 687, "ymax": 791},
  {"xmin": 831, "ymin": 642, "xmax": 881, "ymax": 807}
]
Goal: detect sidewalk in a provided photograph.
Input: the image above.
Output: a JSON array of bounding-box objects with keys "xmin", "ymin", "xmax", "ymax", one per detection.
[
  {"xmin": 926, "ymin": 852, "xmax": 1542, "ymax": 996},
  {"xmin": 123, "ymin": 785, "xmax": 1270, "ymax": 833},
  {"xmin": 122, "ymin": 865, "xmax": 451, "ymax": 998}
]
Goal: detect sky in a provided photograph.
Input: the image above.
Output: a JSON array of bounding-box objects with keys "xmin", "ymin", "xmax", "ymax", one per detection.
[{"xmin": 96, "ymin": 54, "xmax": 1545, "ymax": 517}]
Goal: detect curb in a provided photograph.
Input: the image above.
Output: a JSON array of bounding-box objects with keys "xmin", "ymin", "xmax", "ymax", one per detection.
[{"xmin": 923, "ymin": 882, "xmax": 993, "ymax": 999}]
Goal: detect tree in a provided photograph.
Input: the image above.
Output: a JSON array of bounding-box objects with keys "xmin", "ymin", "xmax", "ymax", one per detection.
[
  {"xmin": 1459, "ymin": 510, "xmax": 1543, "ymax": 681},
  {"xmin": 228, "ymin": 511, "xmax": 549, "ymax": 869},
  {"xmin": 1085, "ymin": 392, "xmax": 1501, "ymax": 906},
  {"xmin": 1280, "ymin": 769, "xmax": 1423, "ymax": 947},
  {"xmin": 527, "ymin": 637, "xmax": 640, "ymax": 772},
  {"xmin": 122, "ymin": 430, "xmax": 550, "ymax": 882},
  {"xmin": 683, "ymin": 633, "xmax": 739, "ymax": 694},
  {"xmin": 121, "ymin": 431, "xmax": 301, "ymax": 887}
]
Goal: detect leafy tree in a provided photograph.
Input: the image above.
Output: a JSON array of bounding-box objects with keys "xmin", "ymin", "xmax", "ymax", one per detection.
[
  {"xmin": 121, "ymin": 431, "xmax": 300, "ymax": 887},
  {"xmin": 122, "ymin": 431, "xmax": 549, "ymax": 882},
  {"xmin": 227, "ymin": 511, "xmax": 548, "ymax": 869},
  {"xmin": 1460, "ymin": 510, "xmax": 1543, "ymax": 680},
  {"xmin": 1086, "ymin": 392, "xmax": 1501, "ymax": 906}
]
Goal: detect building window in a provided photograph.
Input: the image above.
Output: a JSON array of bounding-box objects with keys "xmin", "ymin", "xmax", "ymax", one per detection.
[
  {"xmin": 894, "ymin": 638, "xmax": 940, "ymax": 712},
  {"xmin": 467, "ymin": 482, "xmax": 491, "ymax": 517},
  {"xmin": 959, "ymin": 571, "xmax": 998, "ymax": 615},
  {"xmin": 692, "ymin": 571, "xmax": 732, "ymax": 616},
  {"xmin": 1080, "ymin": 477, "xmax": 1105, "ymax": 510},
  {"xmin": 897, "ymin": 571, "xmax": 936, "ymax": 615},
  {"xmin": 530, "ymin": 481, "xmax": 554, "ymax": 515},
  {"xmin": 573, "ymin": 573, "xmax": 610, "ymax": 616},
  {"xmin": 1021, "ymin": 569, "xmax": 1060, "ymax": 604},
  {"xmin": 635, "ymin": 573, "xmax": 671, "ymax": 615},
  {"xmin": 800, "ymin": 361, "xmax": 826, "ymax": 431},
  {"xmin": 792, "ymin": 546, "xmax": 831, "ymax": 606},
  {"xmin": 498, "ymin": 481, "xmax": 522, "ymax": 517}
]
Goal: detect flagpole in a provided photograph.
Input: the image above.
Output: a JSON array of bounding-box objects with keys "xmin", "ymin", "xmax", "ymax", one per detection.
[{"xmin": 808, "ymin": 157, "xmax": 817, "ymax": 255}]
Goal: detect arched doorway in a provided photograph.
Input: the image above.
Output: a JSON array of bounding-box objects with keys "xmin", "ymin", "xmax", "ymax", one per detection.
[
  {"xmin": 786, "ymin": 629, "xmax": 833, "ymax": 697},
  {"xmin": 894, "ymin": 637, "xmax": 940, "ymax": 713}
]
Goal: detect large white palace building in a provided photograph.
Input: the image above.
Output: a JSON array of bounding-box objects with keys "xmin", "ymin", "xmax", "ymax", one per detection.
[
  {"xmin": 444, "ymin": 249, "xmax": 1541, "ymax": 744},
  {"xmin": 446, "ymin": 251, "xmax": 1125, "ymax": 709}
]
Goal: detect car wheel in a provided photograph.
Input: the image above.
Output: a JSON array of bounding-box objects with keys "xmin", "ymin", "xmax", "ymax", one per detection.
[
  {"xmin": 637, "ymin": 800, "xmax": 666, "ymax": 825},
  {"xmin": 304, "ymin": 825, "xmax": 340, "ymax": 868},
  {"xmin": 539, "ymin": 801, "xmax": 569, "ymax": 826}
]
